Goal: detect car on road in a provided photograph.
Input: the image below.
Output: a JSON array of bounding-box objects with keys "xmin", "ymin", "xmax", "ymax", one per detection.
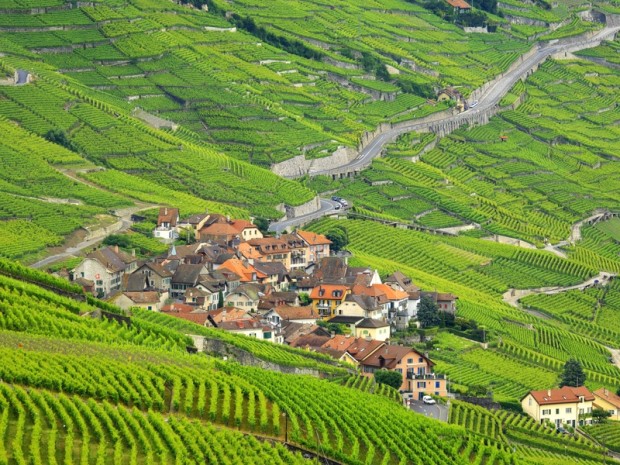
[
  {"xmin": 422, "ymin": 396, "xmax": 436, "ymax": 405},
  {"xmin": 334, "ymin": 204, "xmax": 341, "ymax": 210},
  {"xmin": 331, "ymin": 196, "xmax": 341, "ymax": 201}
]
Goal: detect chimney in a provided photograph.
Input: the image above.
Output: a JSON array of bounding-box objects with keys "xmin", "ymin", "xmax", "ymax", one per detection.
[
  {"xmin": 114, "ymin": 245, "xmax": 119, "ymax": 254},
  {"xmin": 547, "ymin": 389, "xmax": 551, "ymax": 397},
  {"xmin": 226, "ymin": 215, "xmax": 230, "ymax": 223},
  {"xmin": 604, "ymin": 388, "xmax": 609, "ymax": 396},
  {"xmin": 165, "ymin": 207, "xmax": 168, "ymax": 215},
  {"xmin": 330, "ymin": 331, "xmax": 335, "ymax": 338},
  {"xmin": 132, "ymin": 249, "xmax": 136, "ymax": 257}
]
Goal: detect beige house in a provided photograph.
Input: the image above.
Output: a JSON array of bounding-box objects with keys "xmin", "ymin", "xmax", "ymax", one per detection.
[
  {"xmin": 73, "ymin": 246, "xmax": 137, "ymax": 297},
  {"xmin": 335, "ymin": 294, "xmax": 384, "ymax": 320},
  {"xmin": 112, "ymin": 291, "xmax": 165, "ymax": 311},
  {"xmin": 593, "ymin": 388, "xmax": 620, "ymax": 421},
  {"xmin": 521, "ymin": 386, "xmax": 595, "ymax": 428},
  {"xmin": 295, "ymin": 230, "xmax": 331, "ymax": 264}
]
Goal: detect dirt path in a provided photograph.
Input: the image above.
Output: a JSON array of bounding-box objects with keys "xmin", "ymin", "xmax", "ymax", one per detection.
[
  {"xmin": 30, "ymin": 203, "xmax": 155, "ymax": 269},
  {"xmin": 502, "ymin": 272, "xmax": 616, "ymax": 309}
]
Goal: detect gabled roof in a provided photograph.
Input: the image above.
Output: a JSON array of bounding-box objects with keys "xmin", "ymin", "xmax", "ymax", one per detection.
[
  {"xmin": 357, "ymin": 318, "xmax": 389, "ymax": 328},
  {"xmin": 173, "ymin": 311, "xmax": 209, "ymax": 326},
  {"xmin": 296, "ymin": 230, "xmax": 332, "ymax": 246},
  {"xmin": 230, "ymin": 219, "xmax": 257, "ymax": 233},
  {"xmin": 351, "ymin": 284, "xmax": 389, "ymax": 304},
  {"xmin": 420, "ymin": 291, "xmax": 458, "ymax": 302},
  {"xmin": 218, "ymin": 318, "xmax": 267, "ymax": 332},
  {"xmin": 384, "ymin": 271, "xmax": 419, "ymax": 292},
  {"xmin": 373, "ymin": 284, "xmax": 408, "ymax": 301},
  {"xmin": 200, "ymin": 222, "xmax": 239, "ymax": 237},
  {"xmin": 343, "ymin": 294, "xmax": 382, "ymax": 311},
  {"xmin": 86, "ymin": 246, "xmax": 136, "ymax": 273},
  {"xmin": 180, "ymin": 213, "xmax": 209, "ymax": 225},
  {"xmin": 593, "ymin": 388, "xmax": 620, "ymax": 408},
  {"xmin": 360, "ymin": 345, "xmax": 413, "ymax": 369},
  {"xmin": 345, "ymin": 338, "xmax": 385, "ymax": 362},
  {"xmin": 314, "ymin": 257, "xmax": 347, "ymax": 282},
  {"xmin": 207, "ymin": 307, "xmax": 251, "ymax": 324},
  {"xmin": 525, "ymin": 386, "xmax": 595, "ymax": 405},
  {"xmin": 158, "ymin": 207, "xmax": 179, "ymax": 227},
  {"xmin": 327, "ymin": 315, "xmax": 365, "ymax": 325},
  {"xmin": 135, "ymin": 262, "xmax": 173, "ymax": 278},
  {"xmin": 310, "ymin": 284, "xmax": 349, "ymax": 300},
  {"xmin": 246, "ymin": 237, "xmax": 290, "ymax": 254},
  {"xmin": 161, "ymin": 302, "xmax": 195, "ymax": 313},
  {"xmin": 227, "ymin": 283, "xmax": 263, "ymax": 301},
  {"xmin": 321, "ymin": 334, "xmax": 357, "ymax": 352},
  {"xmin": 273, "ymin": 305, "xmax": 318, "ymax": 321},
  {"xmin": 254, "ymin": 261, "xmax": 288, "ymax": 278},
  {"xmin": 172, "ymin": 264, "xmax": 204, "ymax": 285},
  {"xmin": 122, "ymin": 291, "xmax": 160, "ymax": 304},
  {"xmin": 446, "ymin": 0, "xmax": 471, "ymax": 8},
  {"xmin": 290, "ymin": 334, "xmax": 331, "ymax": 349},
  {"xmin": 219, "ymin": 258, "xmax": 265, "ymax": 282}
]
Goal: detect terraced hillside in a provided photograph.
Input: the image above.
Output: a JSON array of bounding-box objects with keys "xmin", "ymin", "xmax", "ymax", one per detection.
[{"xmin": 0, "ymin": 260, "xmax": 615, "ymax": 465}]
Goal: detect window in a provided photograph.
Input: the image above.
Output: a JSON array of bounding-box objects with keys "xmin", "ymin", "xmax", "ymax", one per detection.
[
  {"xmin": 579, "ymin": 408, "xmax": 584, "ymax": 415},
  {"xmin": 96, "ymin": 280, "xmax": 103, "ymax": 285},
  {"xmin": 435, "ymin": 381, "xmax": 441, "ymax": 388},
  {"xmin": 407, "ymin": 358, "xmax": 413, "ymax": 364},
  {"xmin": 418, "ymin": 357, "xmax": 423, "ymax": 363},
  {"xmin": 565, "ymin": 408, "xmax": 572, "ymax": 413},
  {"xmin": 542, "ymin": 409, "xmax": 551, "ymax": 415},
  {"xmin": 555, "ymin": 409, "xmax": 560, "ymax": 415},
  {"xmin": 417, "ymin": 382, "xmax": 426, "ymax": 388}
]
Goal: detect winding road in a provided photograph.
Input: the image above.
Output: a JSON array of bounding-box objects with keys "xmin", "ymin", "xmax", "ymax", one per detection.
[
  {"xmin": 308, "ymin": 25, "xmax": 620, "ymax": 178},
  {"xmin": 269, "ymin": 25, "xmax": 620, "ymax": 232}
]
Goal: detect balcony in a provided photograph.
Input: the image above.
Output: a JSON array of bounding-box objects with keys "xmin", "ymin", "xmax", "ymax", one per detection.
[{"xmin": 406, "ymin": 372, "xmax": 446, "ymax": 380}]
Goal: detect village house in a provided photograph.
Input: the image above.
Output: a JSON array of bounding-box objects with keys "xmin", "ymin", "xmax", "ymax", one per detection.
[
  {"xmin": 359, "ymin": 345, "xmax": 447, "ymax": 397},
  {"xmin": 244, "ymin": 237, "xmax": 292, "ymax": 268},
  {"xmin": 153, "ymin": 207, "xmax": 180, "ymax": 242},
  {"xmin": 421, "ymin": 291, "xmax": 458, "ymax": 314},
  {"xmin": 205, "ymin": 306, "xmax": 252, "ymax": 326},
  {"xmin": 264, "ymin": 305, "xmax": 318, "ymax": 328},
  {"xmin": 327, "ymin": 315, "xmax": 391, "ymax": 341},
  {"xmin": 170, "ymin": 263, "xmax": 207, "ymax": 299},
  {"xmin": 176, "ymin": 212, "xmax": 211, "ymax": 240},
  {"xmin": 131, "ymin": 262, "xmax": 173, "ymax": 292},
  {"xmin": 446, "ymin": 0, "xmax": 471, "ymax": 13},
  {"xmin": 521, "ymin": 386, "xmax": 595, "ymax": 428},
  {"xmin": 217, "ymin": 318, "xmax": 280, "ymax": 343},
  {"xmin": 437, "ymin": 87, "xmax": 465, "ymax": 112},
  {"xmin": 295, "ymin": 230, "xmax": 331, "ymax": 264},
  {"xmin": 219, "ymin": 258, "xmax": 264, "ymax": 284},
  {"xmin": 335, "ymin": 294, "xmax": 384, "ymax": 320},
  {"xmin": 309, "ymin": 284, "xmax": 350, "ymax": 317},
  {"xmin": 73, "ymin": 246, "xmax": 137, "ymax": 297},
  {"xmin": 593, "ymin": 388, "xmax": 620, "ymax": 421},
  {"xmin": 257, "ymin": 291, "xmax": 299, "ymax": 313},
  {"xmin": 223, "ymin": 283, "xmax": 264, "ymax": 311},
  {"xmin": 253, "ymin": 261, "xmax": 289, "ymax": 291},
  {"xmin": 112, "ymin": 291, "xmax": 165, "ymax": 311},
  {"xmin": 281, "ymin": 233, "xmax": 309, "ymax": 270}
]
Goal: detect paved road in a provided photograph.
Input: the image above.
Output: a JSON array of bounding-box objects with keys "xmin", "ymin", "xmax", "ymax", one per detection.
[
  {"xmin": 308, "ymin": 25, "xmax": 620, "ymax": 177},
  {"xmin": 269, "ymin": 199, "xmax": 342, "ymax": 233},
  {"xmin": 409, "ymin": 400, "xmax": 449, "ymax": 422}
]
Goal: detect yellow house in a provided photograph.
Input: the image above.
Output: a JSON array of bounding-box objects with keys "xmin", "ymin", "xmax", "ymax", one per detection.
[
  {"xmin": 309, "ymin": 284, "xmax": 349, "ymax": 318},
  {"xmin": 593, "ymin": 388, "xmax": 620, "ymax": 421},
  {"xmin": 355, "ymin": 318, "xmax": 390, "ymax": 341},
  {"xmin": 521, "ymin": 386, "xmax": 595, "ymax": 428}
]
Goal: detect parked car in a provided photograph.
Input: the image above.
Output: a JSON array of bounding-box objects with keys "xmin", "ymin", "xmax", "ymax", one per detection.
[
  {"xmin": 334, "ymin": 204, "xmax": 341, "ymax": 210},
  {"xmin": 331, "ymin": 196, "xmax": 341, "ymax": 201},
  {"xmin": 422, "ymin": 395, "xmax": 436, "ymax": 405},
  {"xmin": 339, "ymin": 199, "xmax": 348, "ymax": 207},
  {"xmin": 556, "ymin": 426, "xmax": 569, "ymax": 435}
]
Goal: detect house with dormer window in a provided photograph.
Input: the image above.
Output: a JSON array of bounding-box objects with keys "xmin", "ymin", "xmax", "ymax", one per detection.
[
  {"xmin": 309, "ymin": 284, "xmax": 350, "ymax": 317},
  {"xmin": 521, "ymin": 386, "xmax": 595, "ymax": 427}
]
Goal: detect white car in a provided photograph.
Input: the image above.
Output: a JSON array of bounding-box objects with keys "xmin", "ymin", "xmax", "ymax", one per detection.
[{"xmin": 422, "ymin": 395, "xmax": 436, "ymax": 405}]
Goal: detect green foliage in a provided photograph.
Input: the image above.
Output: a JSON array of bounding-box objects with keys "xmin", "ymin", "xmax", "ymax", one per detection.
[
  {"xmin": 560, "ymin": 359, "xmax": 586, "ymax": 387},
  {"xmin": 374, "ymin": 370, "xmax": 403, "ymax": 390},
  {"xmin": 325, "ymin": 226, "xmax": 348, "ymax": 252},
  {"xmin": 418, "ymin": 295, "xmax": 440, "ymax": 328}
]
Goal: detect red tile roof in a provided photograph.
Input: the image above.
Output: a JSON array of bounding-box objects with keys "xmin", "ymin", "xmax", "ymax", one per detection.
[
  {"xmin": 309, "ymin": 284, "xmax": 349, "ymax": 300},
  {"xmin": 296, "ymin": 230, "xmax": 332, "ymax": 246},
  {"xmin": 275, "ymin": 305, "xmax": 318, "ymax": 320},
  {"xmin": 527, "ymin": 386, "xmax": 595, "ymax": 406},
  {"xmin": 446, "ymin": 0, "xmax": 471, "ymax": 9},
  {"xmin": 158, "ymin": 207, "xmax": 179, "ymax": 227},
  {"xmin": 593, "ymin": 388, "xmax": 620, "ymax": 408},
  {"xmin": 161, "ymin": 303, "xmax": 195, "ymax": 313}
]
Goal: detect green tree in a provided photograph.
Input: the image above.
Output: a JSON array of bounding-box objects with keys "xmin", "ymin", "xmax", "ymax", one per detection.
[
  {"xmin": 617, "ymin": 386, "xmax": 620, "ymax": 397},
  {"xmin": 417, "ymin": 296, "xmax": 440, "ymax": 328},
  {"xmin": 559, "ymin": 359, "xmax": 586, "ymax": 387},
  {"xmin": 44, "ymin": 129, "xmax": 76, "ymax": 152},
  {"xmin": 326, "ymin": 227, "xmax": 348, "ymax": 252},
  {"xmin": 298, "ymin": 292, "xmax": 311, "ymax": 306},
  {"xmin": 374, "ymin": 370, "xmax": 402, "ymax": 390},
  {"xmin": 591, "ymin": 408, "xmax": 612, "ymax": 424}
]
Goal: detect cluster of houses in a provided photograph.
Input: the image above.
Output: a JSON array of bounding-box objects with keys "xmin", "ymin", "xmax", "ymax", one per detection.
[
  {"xmin": 70, "ymin": 208, "xmax": 457, "ymax": 399},
  {"xmin": 521, "ymin": 386, "xmax": 620, "ymax": 427}
]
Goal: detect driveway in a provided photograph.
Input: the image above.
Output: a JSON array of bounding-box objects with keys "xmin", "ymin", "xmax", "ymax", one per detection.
[{"xmin": 408, "ymin": 399, "xmax": 449, "ymax": 422}]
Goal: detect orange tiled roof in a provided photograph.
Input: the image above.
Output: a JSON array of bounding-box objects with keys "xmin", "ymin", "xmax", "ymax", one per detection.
[
  {"xmin": 161, "ymin": 303, "xmax": 195, "ymax": 313},
  {"xmin": 238, "ymin": 242, "xmax": 264, "ymax": 260},
  {"xmin": 446, "ymin": 0, "xmax": 471, "ymax": 8},
  {"xmin": 594, "ymin": 388, "xmax": 620, "ymax": 408},
  {"xmin": 200, "ymin": 222, "xmax": 239, "ymax": 236},
  {"xmin": 219, "ymin": 258, "xmax": 266, "ymax": 282},
  {"xmin": 174, "ymin": 311, "xmax": 209, "ymax": 326},
  {"xmin": 230, "ymin": 219, "xmax": 257, "ymax": 233},
  {"xmin": 309, "ymin": 284, "xmax": 349, "ymax": 300},
  {"xmin": 296, "ymin": 230, "xmax": 332, "ymax": 246},
  {"xmin": 275, "ymin": 305, "xmax": 318, "ymax": 320},
  {"xmin": 372, "ymin": 283, "xmax": 408, "ymax": 301},
  {"xmin": 321, "ymin": 334, "xmax": 357, "ymax": 351},
  {"xmin": 207, "ymin": 307, "xmax": 251, "ymax": 324},
  {"xmin": 527, "ymin": 386, "xmax": 595, "ymax": 406}
]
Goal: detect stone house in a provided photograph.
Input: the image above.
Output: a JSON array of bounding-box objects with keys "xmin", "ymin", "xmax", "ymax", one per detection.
[{"xmin": 73, "ymin": 246, "xmax": 137, "ymax": 297}]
